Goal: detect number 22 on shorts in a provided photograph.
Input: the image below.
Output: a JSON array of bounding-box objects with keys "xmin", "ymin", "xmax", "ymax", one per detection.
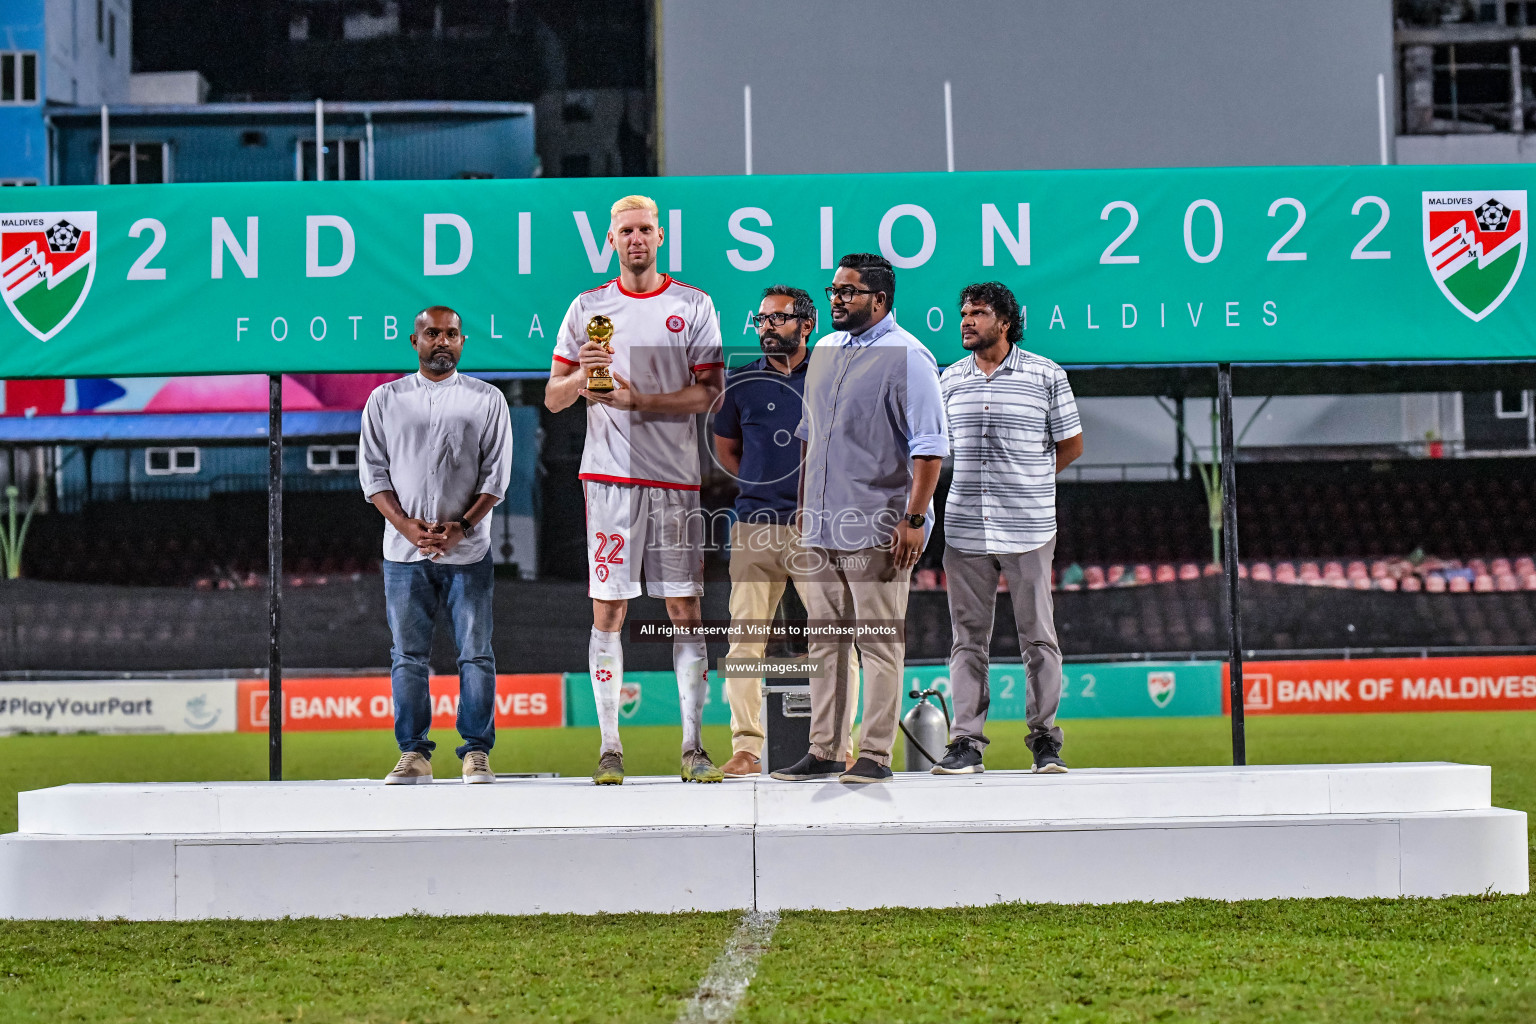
[{"xmin": 593, "ymin": 532, "xmax": 626, "ymax": 583}]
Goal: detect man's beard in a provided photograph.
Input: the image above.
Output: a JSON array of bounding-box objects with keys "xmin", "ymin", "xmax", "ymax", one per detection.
[
  {"xmin": 961, "ymin": 331, "xmax": 1000, "ymax": 351},
  {"xmin": 834, "ymin": 304, "xmax": 872, "ymax": 333},
  {"xmin": 759, "ymin": 331, "xmax": 799, "ymax": 354},
  {"xmin": 426, "ymin": 350, "xmax": 458, "ymax": 373}
]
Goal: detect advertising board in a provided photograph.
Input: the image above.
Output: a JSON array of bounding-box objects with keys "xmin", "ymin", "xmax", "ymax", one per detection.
[
  {"xmin": 5, "ymin": 167, "xmax": 1535, "ymax": 377},
  {"xmin": 0, "ymin": 679, "xmax": 237, "ymax": 734},
  {"xmin": 1225, "ymin": 656, "xmax": 1536, "ymax": 715},
  {"xmin": 235, "ymin": 674, "xmax": 563, "ymax": 732}
]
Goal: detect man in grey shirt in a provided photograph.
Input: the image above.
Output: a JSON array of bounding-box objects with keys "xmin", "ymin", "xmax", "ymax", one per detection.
[
  {"xmin": 359, "ymin": 305, "xmax": 513, "ymax": 785},
  {"xmin": 771, "ymin": 253, "xmax": 948, "ymax": 784}
]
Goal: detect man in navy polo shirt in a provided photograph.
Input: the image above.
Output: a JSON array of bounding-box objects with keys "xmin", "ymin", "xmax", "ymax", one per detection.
[{"xmin": 712, "ymin": 285, "xmax": 859, "ymax": 776}]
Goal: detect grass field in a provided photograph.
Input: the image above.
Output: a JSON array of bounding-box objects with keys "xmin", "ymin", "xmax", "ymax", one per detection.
[{"xmin": 2, "ymin": 713, "xmax": 1534, "ymax": 1023}]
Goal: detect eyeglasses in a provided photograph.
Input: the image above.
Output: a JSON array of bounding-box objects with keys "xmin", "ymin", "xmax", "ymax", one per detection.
[
  {"xmin": 750, "ymin": 312, "xmax": 806, "ymax": 328},
  {"xmin": 825, "ymin": 286, "xmax": 878, "ymax": 303}
]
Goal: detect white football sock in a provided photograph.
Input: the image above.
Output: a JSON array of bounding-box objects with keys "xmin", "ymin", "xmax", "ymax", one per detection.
[
  {"xmin": 589, "ymin": 627, "xmax": 624, "ymax": 754},
  {"xmin": 674, "ymin": 635, "xmax": 709, "ymax": 752}
]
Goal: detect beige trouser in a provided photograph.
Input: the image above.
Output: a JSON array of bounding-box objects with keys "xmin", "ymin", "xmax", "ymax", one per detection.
[
  {"xmin": 802, "ymin": 544, "xmax": 910, "ymax": 768},
  {"xmin": 724, "ymin": 521, "xmax": 859, "ymax": 758}
]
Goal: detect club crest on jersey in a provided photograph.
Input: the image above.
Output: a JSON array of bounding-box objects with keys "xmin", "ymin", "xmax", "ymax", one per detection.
[
  {"xmin": 1, "ymin": 211, "xmax": 98, "ymax": 342},
  {"xmin": 1423, "ymin": 191, "xmax": 1527, "ymax": 321},
  {"xmin": 666, "ymin": 315, "xmax": 686, "ymax": 333}
]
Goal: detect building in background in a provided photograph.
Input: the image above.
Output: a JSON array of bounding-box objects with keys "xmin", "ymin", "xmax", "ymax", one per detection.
[
  {"xmin": 49, "ymin": 100, "xmax": 535, "ymax": 184},
  {"xmin": 130, "ymin": 0, "xmax": 654, "ymax": 177},
  {"xmin": 1, "ymin": 0, "xmax": 134, "ymax": 184},
  {"xmin": 1394, "ymin": 0, "xmax": 1536, "ymax": 164}
]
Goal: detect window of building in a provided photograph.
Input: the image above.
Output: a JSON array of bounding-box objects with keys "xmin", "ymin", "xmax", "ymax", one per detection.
[
  {"xmin": 97, "ymin": 0, "xmax": 104, "ymax": 42},
  {"xmin": 145, "ymin": 447, "xmax": 200, "ymax": 476},
  {"xmin": 298, "ymin": 138, "xmax": 365, "ymax": 181},
  {"xmin": 109, "ymin": 12, "xmax": 117, "ymax": 58},
  {"xmin": 105, "ymin": 142, "xmax": 169, "ymax": 184},
  {"xmin": 306, "ymin": 445, "xmax": 359, "ymax": 471},
  {"xmin": 0, "ymin": 52, "xmax": 40, "ymax": 105},
  {"xmin": 1495, "ymin": 390, "xmax": 1531, "ymax": 419}
]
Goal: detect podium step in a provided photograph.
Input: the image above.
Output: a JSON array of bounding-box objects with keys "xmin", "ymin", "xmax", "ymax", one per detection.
[{"xmin": 2, "ymin": 764, "xmax": 1526, "ymax": 919}]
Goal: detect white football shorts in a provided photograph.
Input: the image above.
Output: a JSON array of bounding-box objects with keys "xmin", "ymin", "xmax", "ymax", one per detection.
[{"xmin": 583, "ymin": 480, "xmax": 705, "ymax": 600}]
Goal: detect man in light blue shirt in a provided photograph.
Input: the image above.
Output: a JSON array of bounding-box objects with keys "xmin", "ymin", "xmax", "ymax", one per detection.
[{"xmin": 771, "ymin": 253, "xmax": 947, "ymax": 784}]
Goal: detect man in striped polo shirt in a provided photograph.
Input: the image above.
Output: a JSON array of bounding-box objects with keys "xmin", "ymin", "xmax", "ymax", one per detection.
[{"xmin": 934, "ymin": 282, "xmax": 1083, "ymax": 776}]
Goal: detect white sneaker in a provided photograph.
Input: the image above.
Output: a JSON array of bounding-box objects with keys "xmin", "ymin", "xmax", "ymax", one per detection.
[
  {"xmin": 385, "ymin": 751, "xmax": 433, "ymax": 785},
  {"xmin": 462, "ymin": 750, "xmax": 495, "ymax": 784}
]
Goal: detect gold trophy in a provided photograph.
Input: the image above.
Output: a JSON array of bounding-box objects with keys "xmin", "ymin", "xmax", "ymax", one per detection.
[{"xmin": 585, "ymin": 315, "xmax": 615, "ymax": 393}]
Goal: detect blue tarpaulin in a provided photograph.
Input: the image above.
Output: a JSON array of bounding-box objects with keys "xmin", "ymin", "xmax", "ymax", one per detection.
[{"xmin": 0, "ymin": 411, "xmax": 362, "ymax": 444}]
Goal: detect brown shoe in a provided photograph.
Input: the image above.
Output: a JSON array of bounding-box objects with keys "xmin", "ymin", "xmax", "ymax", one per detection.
[{"xmin": 720, "ymin": 751, "xmax": 762, "ymax": 777}]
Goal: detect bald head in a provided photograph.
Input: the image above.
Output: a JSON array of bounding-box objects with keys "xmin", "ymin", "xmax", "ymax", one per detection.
[{"xmin": 414, "ymin": 305, "xmax": 461, "ymax": 333}]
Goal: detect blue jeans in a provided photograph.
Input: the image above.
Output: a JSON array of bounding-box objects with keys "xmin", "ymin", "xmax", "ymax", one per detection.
[{"xmin": 383, "ymin": 554, "xmax": 496, "ymax": 760}]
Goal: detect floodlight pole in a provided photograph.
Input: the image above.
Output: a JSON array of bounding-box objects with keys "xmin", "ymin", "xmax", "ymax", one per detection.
[
  {"xmin": 268, "ymin": 373, "xmax": 284, "ymax": 781},
  {"xmin": 1217, "ymin": 363, "xmax": 1247, "ymax": 766}
]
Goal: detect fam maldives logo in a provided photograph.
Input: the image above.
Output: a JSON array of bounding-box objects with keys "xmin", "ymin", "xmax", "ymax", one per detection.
[
  {"xmin": 1423, "ymin": 191, "xmax": 1527, "ymax": 321},
  {"xmin": 1, "ymin": 212, "xmax": 98, "ymax": 341},
  {"xmin": 1146, "ymin": 671, "xmax": 1176, "ymax": 709}
]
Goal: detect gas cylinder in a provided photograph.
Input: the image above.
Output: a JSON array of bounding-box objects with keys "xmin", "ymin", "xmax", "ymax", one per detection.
[{"xmin": 900, "ymin": 686, "xmax": 951, "ymax": 772}]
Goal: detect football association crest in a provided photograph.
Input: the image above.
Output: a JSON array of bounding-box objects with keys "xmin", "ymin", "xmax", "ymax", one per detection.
[
  {"xmin": 1147, "ymin": 671, "xmax": 1175, "ymax": 709},
  {"xmin": 1, "ymin": 212, "xmax": 98, "ymax": 341},
  {"xmin": 619, "ymin": 680, "xmax": 642, "ymax": 718},
  {"xmin": 1423, "ymin": 191, "xmax": 1527, "ymax": 321}
]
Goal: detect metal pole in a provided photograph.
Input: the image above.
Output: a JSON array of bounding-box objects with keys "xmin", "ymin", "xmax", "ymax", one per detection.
[
  {"xmin": 267, "ymin": 373, "xmax": 283, "ymax": 781},
  {"xmin": 1376, "ymin": 71, "xmax": 1390, "ymax": 164},
  {"xmin": 98, "ymin": 105, "xmax": 109, "ymax": 183},
  {"xmin": 364, "ymin": 111, "xmax": 375, "ymax": 181},
  {"xmin": 1217, "ymin": 363, "xmax": 1246, "ymax": 766},
  {"xmin": 1511, "ymin": 43, "xmax": 1525, "ymax": 133},
  {"xmin": 1174, "ymin": 392, "xmax": 1186, "ymax": 481},
  {"xmin": 743, "ymin": 85, "xmax": 752, "ymax": 175},
  {"xmin": 314, "ymin": 98, "xmax": 325, "ymax": 182},
  {"xmin": 944, "ymin": 80, "xmax": 955, "ymax": 172}
]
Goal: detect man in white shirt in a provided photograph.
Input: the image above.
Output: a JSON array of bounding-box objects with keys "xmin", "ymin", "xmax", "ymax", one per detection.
[
  {"xmin": 359, "ymin": 306, "xmax": 513, "ymax": 785},
  {"xmin": 545, "ymin": 195, "xmax": 726, "ymax": 785},
  {"xmin": 934, "ymin": 282, "xmax": 1083, "ymax": 776}
]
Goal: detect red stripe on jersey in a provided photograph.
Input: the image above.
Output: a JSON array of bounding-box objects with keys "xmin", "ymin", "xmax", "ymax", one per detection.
[
  {"xmin": 580, "ymin": 472, "xmax": 700, "ymax": 492},
  {"xmin": 552, "ymin": 354, "xmax": 580, "ymax": 366},
  {"xmin": 580, "ymin": 279, "xmax": 617, "ymax": 296},
  {"xmin": 670, "ymin": 278, "xmax": 710, "ymax": 295},
  {"xmin": 616, "ymin": 275, "xmax": 673, "ymax": 299},
  {"xmin": 691, "ymin": 362, "xmax": 725, "ymax": 372}
]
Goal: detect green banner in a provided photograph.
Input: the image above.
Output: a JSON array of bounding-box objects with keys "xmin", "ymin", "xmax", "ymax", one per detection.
[
  {"xmin": 565, "ymin": 670, "xmax": 732, "ymax": 728},
  {"xmin": 900, "ymin": 661, "xmax": 1223, "ymax": 720},
  {"xmin": 562, "ymin": 661, "xmax": 1220, "ymax": 729},
  {"xmin": 2, "ymin": 166, "xmax": 1533, "ymax": 377}
]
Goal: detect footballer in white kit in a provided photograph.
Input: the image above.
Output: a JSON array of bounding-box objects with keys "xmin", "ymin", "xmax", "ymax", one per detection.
[{"xmin": 545, "ymin": 194, "xmax": 725, "ymax": 786}]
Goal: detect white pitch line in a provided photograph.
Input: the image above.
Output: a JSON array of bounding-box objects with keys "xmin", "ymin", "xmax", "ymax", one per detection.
[{"xmin": 676, "ymin": 910, "xmax": 779, "ymax": 1024}]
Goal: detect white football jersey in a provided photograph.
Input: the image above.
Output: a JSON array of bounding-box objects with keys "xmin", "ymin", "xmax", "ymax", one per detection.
[{"xmin": 554, "ymin": 276, "xmax": 724, "ymax": 489}]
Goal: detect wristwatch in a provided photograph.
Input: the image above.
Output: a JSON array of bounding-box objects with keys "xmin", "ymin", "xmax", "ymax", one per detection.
[
  {"xmin": 904, "ymin": 513, "xmax": 926, "ymax": 529},
  {"xmin": 456, "ymin": 517, "xmax": 476, "ymax": 537}
]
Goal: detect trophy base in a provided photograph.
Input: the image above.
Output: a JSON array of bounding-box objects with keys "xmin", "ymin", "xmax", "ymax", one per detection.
[{"xmin": 586, "ymin": 379, "xmax": 616, "ymax": 393}]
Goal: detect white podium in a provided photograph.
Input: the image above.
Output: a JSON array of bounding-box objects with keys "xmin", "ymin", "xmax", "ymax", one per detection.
[{"xmin": 2, "ymin": 763, "xmax": 1526, "ymax": 919}]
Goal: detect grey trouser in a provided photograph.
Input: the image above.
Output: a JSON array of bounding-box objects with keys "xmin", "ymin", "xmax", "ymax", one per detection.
[
  {"xmin": 943, "ymin": 537, "xmax": 1063, "ymax": 751},
  {"xmin": 802, "ymin": 545, "xmax": 911, "ymax": 768}
]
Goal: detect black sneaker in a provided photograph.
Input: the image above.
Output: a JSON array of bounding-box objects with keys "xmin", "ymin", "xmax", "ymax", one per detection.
[
  {"xmin": 931, "ymin": 738, "xmax": 985, "ymax": 775},
  {"xmin": 1029, "ymin": 734, "xmax": 1068, "ymax": 774},
  {"xmin": 840, "ymin": 756, "xmax": 894, "ymax": 784},
  {"xmin": 770, "ymin": 752, "xmax": 845, "ymax": 781}
]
